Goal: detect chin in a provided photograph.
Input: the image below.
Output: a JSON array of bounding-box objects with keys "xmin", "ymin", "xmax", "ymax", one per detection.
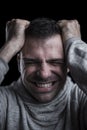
[{"xmin": 34, "ymin": 91, "xmax": 58, "ymax": 103}]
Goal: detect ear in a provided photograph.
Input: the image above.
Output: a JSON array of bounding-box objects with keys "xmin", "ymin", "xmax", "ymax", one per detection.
[
  {"xmin": 67, "ymin": 68, "xmax": 70, "ymax": 73},
  {"xmin": 17, "ymin": 53, "xmax": 21, "ymax": 73}
]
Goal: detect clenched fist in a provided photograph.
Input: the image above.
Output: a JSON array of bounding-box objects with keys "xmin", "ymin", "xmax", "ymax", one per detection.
[
  {"xmin": 58, "ymin": 20, "xmax": 81, "ymax": 42},
  {"xmin": 0, "ymin": 19, "xmax": 30, "ymax": 63},
  {"xmin": 6, "ymin": 19, "xmax": 30, "ymax": 51}
]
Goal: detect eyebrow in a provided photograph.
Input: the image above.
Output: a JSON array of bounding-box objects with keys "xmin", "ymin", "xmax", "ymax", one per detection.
[
  {"xmin": 46, "ymin": 59, "xmax": 65, "ymax": 63},
  {"xmin": 22, "ymin": 58, "xmax": 65, "ymax": 63},
  {"xmin": 23, "ymin": 58, "xmax": 41, "ymax": 62}
]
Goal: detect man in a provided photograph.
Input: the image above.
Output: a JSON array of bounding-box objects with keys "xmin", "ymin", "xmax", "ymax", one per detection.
[{"xmin": 0, "ymin": 18, "xmax": 87, "ymax": 130}]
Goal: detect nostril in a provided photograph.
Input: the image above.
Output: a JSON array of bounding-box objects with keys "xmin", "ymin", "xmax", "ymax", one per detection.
[
  {"xmin": 36, "ymin": 71, "xmax": 40, "ymax": 76},
  {"xmin": 36, "ymin": 63, "xmax": 51, "ymax": 78}
]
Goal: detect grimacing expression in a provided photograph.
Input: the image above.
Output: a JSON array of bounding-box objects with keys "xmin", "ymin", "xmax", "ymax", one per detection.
[{"xmin": 19, "ymin": 35, "xmax": 67, "ymax": 103}]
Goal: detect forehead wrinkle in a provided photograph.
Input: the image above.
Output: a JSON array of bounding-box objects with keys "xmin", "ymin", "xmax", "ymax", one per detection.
[{"xmin": 22, "ymin": 35, "xmax": 64, "ymax": 59}]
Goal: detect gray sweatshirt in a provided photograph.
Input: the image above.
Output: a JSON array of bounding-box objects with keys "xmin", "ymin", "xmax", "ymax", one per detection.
[{"xmin": 0, "ymin": 38, "xmax": 87, "ymax": 130}]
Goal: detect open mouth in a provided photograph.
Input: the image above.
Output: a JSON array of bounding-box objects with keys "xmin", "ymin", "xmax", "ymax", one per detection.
[{"xmin": 30, "ymin": 81, "xmax": 57, "ymax": 88}]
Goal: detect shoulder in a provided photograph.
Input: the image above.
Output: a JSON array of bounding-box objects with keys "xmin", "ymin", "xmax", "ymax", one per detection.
[
  {"xmin": 0, "ymin": 81, "xmax": 19, "ymax": 104},
  {"xmin": 67, "ymin": 76, "xmax": 87, "ymax": 107}
]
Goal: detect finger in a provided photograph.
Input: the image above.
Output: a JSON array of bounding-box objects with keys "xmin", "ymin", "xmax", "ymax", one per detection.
[{"xmin": 57, "ymin": 20, "xmax": 68, "ymax": 27}]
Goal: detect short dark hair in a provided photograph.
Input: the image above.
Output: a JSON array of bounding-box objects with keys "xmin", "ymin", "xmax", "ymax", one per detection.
[{"xmin": 25, "ymin": 18, "xmax": 61, "ymax": 39}]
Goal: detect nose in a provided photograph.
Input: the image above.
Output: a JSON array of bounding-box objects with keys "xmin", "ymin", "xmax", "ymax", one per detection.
[{"xmin": 37, "ymin": 62, "xmax": 51, "ymax": 78}]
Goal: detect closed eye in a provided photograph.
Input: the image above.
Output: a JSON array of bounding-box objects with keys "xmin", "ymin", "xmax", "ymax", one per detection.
[
  {"xmin": 22, "ymin": 58, "xmax": 65, "ymax": 66},
  {"xmin": 47, "ymin": 59, "xmax": 65, "ymax": 66},
  {"xmin": 23, "ymin": 58, "xmax": 41, "ymax": 65}
]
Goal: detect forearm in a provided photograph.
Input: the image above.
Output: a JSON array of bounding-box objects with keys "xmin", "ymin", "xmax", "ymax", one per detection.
[
  {"xmin": 66, "ymin": 38, "xmax": 87, "ymax": 91},
  {"xmin": 0, "ymin": 19, "xmax": 29, "ymax": 63},
  {"xmin": 0, "ymin": 39, "xmax": 17, "ymax": 84},
  {"xmin": 0, "ymin": 58, "xmax": 9, "ymax": 84},
  {"xmin": 0, "ymin": 39, "xmax": 20, "ymax": 63}
]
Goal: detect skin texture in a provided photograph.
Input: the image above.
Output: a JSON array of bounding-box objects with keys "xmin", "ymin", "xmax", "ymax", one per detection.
[
  {"xmin": 19, "ymin": 35, "xmax": 67, "ymax": 103},
  {"xmin": 0, "ymin": 19, "xmax": 81, "ymax": 63},
  {"xmin": 0, "ymin": 18, "xmax": 81, "ymax": 103}
]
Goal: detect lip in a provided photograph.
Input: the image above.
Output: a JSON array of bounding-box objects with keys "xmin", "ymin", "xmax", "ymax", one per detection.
[{"xmin": 29, "ymin": 80, "xmax": 58, "ymax": 93}]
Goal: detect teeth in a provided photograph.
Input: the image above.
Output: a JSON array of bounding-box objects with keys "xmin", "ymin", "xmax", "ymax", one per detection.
[{"xmin": 36, "ymin": 83, "xmax": 52, "ymax": 88}]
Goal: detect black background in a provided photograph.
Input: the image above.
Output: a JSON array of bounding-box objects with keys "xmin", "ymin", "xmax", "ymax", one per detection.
[{"xmin": 0, "ymin": 2, "xmax": 87, "ymax": 85}]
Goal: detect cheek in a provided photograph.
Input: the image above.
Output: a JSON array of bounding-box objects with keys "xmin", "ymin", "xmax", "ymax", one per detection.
[
  {"xmin": 22, "ymin": 66, "xmax": 37, "ymax": 76},
  {"xmin": 54, "ymin": 66, "xmax": 67, "ymax": 77}
]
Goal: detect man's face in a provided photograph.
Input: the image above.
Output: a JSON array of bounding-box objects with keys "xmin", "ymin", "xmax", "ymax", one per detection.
[{"xmin": 19, "ymin": 35, "xmax": 67, "ymax": 103}]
